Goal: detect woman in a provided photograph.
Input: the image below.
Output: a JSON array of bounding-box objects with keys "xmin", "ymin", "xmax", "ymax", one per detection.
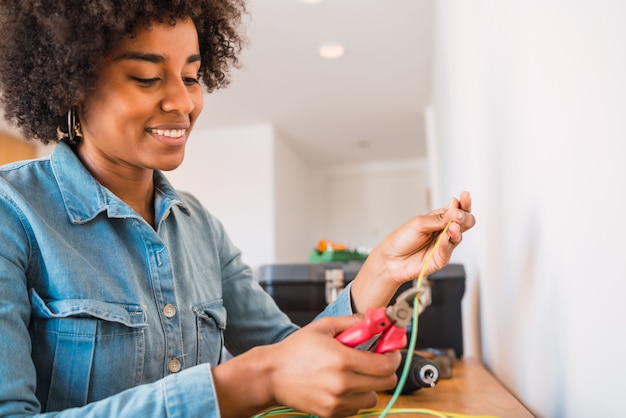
[{"xmin": 0, "ymin": 1, "xmax": 475, "ymax": 417}]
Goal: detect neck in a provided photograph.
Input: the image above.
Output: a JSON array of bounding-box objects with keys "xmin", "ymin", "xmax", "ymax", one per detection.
[
  {"xmin": 76, "ymin": 147, "xmax": 156, "ymax": 228},
  {"xmin": 113, "ymin": 176, "xmax": 156, "ymax": 228}
]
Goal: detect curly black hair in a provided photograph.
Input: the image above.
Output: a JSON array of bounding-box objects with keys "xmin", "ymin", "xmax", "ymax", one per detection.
[{"xmin": 0, "ymin": 0, "xmax": 247, "ymax": 144}]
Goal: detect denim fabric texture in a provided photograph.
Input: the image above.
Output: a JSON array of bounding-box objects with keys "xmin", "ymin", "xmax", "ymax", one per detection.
[{"xmin": 0, "ymin": 142, "xmax": 353, "ymax": 417}]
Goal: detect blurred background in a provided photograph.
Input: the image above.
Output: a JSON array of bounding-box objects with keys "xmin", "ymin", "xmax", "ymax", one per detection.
[{"xmin": 2, "ymin": 1, "xmax": 625, "ymax": 417}]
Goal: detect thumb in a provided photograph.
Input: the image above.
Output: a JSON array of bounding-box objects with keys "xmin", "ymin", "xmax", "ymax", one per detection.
[
  {"xmin": 422, "ymin": 201, "xmax": 463, "ymax": 232},
  {"xmin": 307, "ymin": 313, "xmax": 366, "ymax": 337}
]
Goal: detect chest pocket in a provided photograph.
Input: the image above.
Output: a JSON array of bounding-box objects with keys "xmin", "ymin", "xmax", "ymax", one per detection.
[
  {"xmin": 29, "ymin": 289, "xmax": 147, "ymax": 412},
  {"xmin": 193, "ymin": 300, "xmax": 226, "ymax": 366}
]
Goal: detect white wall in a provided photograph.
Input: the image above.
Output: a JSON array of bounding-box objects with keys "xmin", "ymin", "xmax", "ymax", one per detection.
[
  {"xmin": 323, "ymin": 160, "xmax": 429, "ymax": 251},
  {"xmin": 432, "ymin": 1, "xmax": 626, "ymax": 417},
  {"xmin": 167, "ymin": 124, "xmax": 429, "ymax": 269},
  {"xmin": 166, "ymin": 124, "xmax": 276, "ymax": 268},
  {"xmin": 273, "ymin": 129, "xmax": 321, "ymax": 263}
]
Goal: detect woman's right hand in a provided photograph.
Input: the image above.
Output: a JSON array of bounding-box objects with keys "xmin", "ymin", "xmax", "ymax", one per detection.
[
  {"xmin": 265, "ymin": 315, "xmax": 401, "ymax": 417},
  {"xmin": 212, "ymin": 315, "xmax": 401, "ymax": 418}
]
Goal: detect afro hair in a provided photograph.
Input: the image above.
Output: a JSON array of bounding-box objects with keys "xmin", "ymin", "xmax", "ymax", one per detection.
[{"xmin": 0, "ymin": 0, "xmax": 247, "ymax": 144}]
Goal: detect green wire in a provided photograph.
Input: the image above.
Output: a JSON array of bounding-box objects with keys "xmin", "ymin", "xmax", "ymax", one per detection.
[
  {"xmin": 378, "ymin": 220, "xmax": 453, "ymax": 417},
  {"xmin": 377, "ymin": 293, "xmax": 420, "ymax": 418}
]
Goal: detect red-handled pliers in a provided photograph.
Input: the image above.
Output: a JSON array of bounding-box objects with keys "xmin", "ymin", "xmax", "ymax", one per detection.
[{"xmin": 336, "ymin": 287, "xmax": 423, "ymax": 354}]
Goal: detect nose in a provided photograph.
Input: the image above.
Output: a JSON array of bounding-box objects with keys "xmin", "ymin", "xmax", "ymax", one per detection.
[{"xmin": 160, "ymin": 77, "xmax": 195, "ymax": 114}]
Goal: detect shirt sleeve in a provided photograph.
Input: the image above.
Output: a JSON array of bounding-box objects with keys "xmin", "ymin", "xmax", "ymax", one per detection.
[
  {"xmin": 31, "ymin": 365, "xmax": 221, "ymax": 418},
  {"xmin": 314, "ymin": 281, "xmax": 355, "ymax": 319},
  {"xmin": 0, "ymin": 185, "xmax": 41, "ymax": 416}
]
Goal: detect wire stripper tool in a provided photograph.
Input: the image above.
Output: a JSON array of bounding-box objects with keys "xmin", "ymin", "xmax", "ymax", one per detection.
[{"xmin": 336, "ymin": 287, "xmax": 425, "ymax": 354}]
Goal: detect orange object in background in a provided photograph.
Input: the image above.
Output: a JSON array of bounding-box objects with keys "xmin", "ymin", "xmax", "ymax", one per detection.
[{"xmin": 316, "ymin": 240, "xmax": 347, "ymax": 253}]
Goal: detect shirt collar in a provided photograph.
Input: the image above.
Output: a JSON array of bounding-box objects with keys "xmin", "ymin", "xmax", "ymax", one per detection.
[{"xmin": 51, "ymin": 142, "xmax": 190, "ymax": 224}]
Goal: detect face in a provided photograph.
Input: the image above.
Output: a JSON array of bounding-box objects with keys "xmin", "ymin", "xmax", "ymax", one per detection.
[{"xmin": 78, "ymin": 18, "xmax": 204, "ymax": 174}]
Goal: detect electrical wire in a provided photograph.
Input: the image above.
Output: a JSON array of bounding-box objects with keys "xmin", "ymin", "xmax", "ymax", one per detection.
[
  {"xmin": 376, "ymin": 219, "xmax": 453, "ymax": 418},
  {"xmin": 254, "ymin": 220, "xmax": 497, "ymax": 418},
  {"xmin": 254, "ymin": 406, "xmax": 499, "ymax": 417}
]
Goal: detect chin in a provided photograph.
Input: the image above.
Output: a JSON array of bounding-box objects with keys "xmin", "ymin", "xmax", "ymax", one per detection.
[
  {"xmin": 154, "ymin": 153, "xmax": 186, "ymax": 172},
  {"xmin": 159, "ymin": 160, "xmax": 185, "ymax": 172}
]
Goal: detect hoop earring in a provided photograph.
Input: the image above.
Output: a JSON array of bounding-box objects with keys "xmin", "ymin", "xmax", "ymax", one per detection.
[{"xmin": 67, "ymin": 107, "xmax": 83, "ymax": 144}]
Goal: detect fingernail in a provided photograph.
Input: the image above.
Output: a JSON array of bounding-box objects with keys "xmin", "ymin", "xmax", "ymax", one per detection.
[
  {"xmin": 448, "ymin": 198, "xmax": 455, "ymax": 208},
  {"xmin": 457, "ymin": 211, "xmax": 463, "ymax": 220}
]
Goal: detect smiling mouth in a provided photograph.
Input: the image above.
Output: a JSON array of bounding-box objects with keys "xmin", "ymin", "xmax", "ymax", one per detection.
[{"xmin": 147, "ymin": 128, "xmax": 186, "ymax": 138}]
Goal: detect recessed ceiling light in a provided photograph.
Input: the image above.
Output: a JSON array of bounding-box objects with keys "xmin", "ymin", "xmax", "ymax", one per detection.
[{"xmin": 318, "ymin": 42, "xmax": 345, "ymax": 60}]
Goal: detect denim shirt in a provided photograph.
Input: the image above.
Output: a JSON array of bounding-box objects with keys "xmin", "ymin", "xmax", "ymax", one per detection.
[{"xmin": 0, "ymin": 142, "xmax": 353, "ymax": 417}]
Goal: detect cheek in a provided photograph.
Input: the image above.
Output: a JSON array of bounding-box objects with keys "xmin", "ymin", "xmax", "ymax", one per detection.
[
  {"xmin": 82, "ymin": 92, "xmax": 130, "ymax": 130},
  {"xmin": 82, "ymin": 106, "xmax": 149, "ymax": 147},
  {"xmin": 104, "ymin": 98, "xmax": 154, "ymax": 136},
  {"xmin": 190, "ymin": 94, "xmax": 204, "ymax": 126}
]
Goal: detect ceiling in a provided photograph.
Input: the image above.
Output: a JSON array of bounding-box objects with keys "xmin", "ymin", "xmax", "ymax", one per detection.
[{"xmin": 197, "ymin": 0, "xmax": 434, "ymax": 167}]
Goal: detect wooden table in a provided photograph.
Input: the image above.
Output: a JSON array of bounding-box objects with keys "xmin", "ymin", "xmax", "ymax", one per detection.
[{"xmin": 374, "ymin": 357, "xmax": 534, "ymax": 417}]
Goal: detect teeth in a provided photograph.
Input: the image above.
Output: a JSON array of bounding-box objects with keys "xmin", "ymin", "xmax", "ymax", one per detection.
[{"xmin": 150, "ymin": 128, "xmax": 185, "ymax": 138}]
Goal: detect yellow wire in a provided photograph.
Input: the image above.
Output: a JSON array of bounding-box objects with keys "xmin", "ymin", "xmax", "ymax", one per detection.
[
  {"xmin": 255, "ymin": 406, "xmax": 499, "ymax": 417},
  {"xmin": 415, "ymin": 219, "xmax": 454, "ymax": 290},
  {"xmin": 377, "ymin": 220, "xmax": 453, "ymax": 418}
]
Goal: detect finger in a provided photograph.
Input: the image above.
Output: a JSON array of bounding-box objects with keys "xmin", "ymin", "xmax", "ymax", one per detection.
[
  {"xmin": 446, "ymin": 221, "xmax": 463, "ymax": 246},
  {"xmin": 343, "ymin": 349, "xmax": 401, "ymax": 379},
  {"xmin": 431, "ymin": 197, "xmax": 462, "ymax": 222},
  {"xmin": 416, "ymin": 197, "xmax": 473, "ymax": 237},
  {"xmin": 346, "ymin": 366, "xmax": 399, "ymax": 393},
  {"xmin": 308, "ymin": 314, "xmax": 365, "ymax": 337},
  {"xmin": 445, "ymin": 195, "xmax": 475, "ymax": 232},
  {"xmin": 340, "ymin": 367, "xmax": 398, "ymax": 396},
  {"xmin": 459, "ymin": 190, "xmax": 472, "ymax": 212},
  {"xmin": 342, "ymin": 391, "xmax": 379, "ymax": 411},
  {"xmin": 425, "ymin": 206, "xmax": 448, "ymax": 218},
  {"xmin": 312, "ymin": 391, "xmax": 378, "ymax": 418},
  {"xmin": 453, "ymin": 206, "xmax": 476, "ymax": 233},
  {"xmin": 404, "ymin": 210, "xmax": 451, "ymax": 236}
]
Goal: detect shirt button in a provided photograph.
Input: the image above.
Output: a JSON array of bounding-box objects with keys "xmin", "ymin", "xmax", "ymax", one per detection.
[
  {"xmin": 168, "ymin": 358, "xmax": 182, "ymax": 373},
  {"xmin": 162, "ymin": 304, "xmax": 176, "ymax": 318}
]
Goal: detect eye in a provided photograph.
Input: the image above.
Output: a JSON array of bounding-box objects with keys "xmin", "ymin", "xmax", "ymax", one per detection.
[
  {"xmin": 131, "ymin": 76, "xmax": 159, "ymax": 86},
  {"xmin": 183, "ymin": 76, "xmax": 200, "ymax": 87}
]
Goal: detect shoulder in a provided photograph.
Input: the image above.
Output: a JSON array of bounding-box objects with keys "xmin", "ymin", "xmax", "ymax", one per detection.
[
  {"xmin": 0, "ymin": 157, "xmax": 54, "ymax": 195},
  {"xmin": 154, "ymin": 173, "xmax": 233, "ymax": 244},
  {"xmin": 1, "ymin": 155, "xmax": 52, "ymax": 173},
  {"xmin": 171, "ymin": 189, "xmax": 228, "ymax": 235},
  {"xmin": 177, "ymin": 191, "xmax": 225, "ymax": 226}
]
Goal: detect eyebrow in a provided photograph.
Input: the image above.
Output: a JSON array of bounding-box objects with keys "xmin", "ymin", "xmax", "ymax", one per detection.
[{"xmin": 113, "ymin": 51, "xmax": 201, "ymax": 64}]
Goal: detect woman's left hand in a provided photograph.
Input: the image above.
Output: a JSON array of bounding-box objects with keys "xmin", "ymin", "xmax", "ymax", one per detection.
[{"xmin": 350, "ymin": 191, "xmax": 476, "ymax": 312}]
